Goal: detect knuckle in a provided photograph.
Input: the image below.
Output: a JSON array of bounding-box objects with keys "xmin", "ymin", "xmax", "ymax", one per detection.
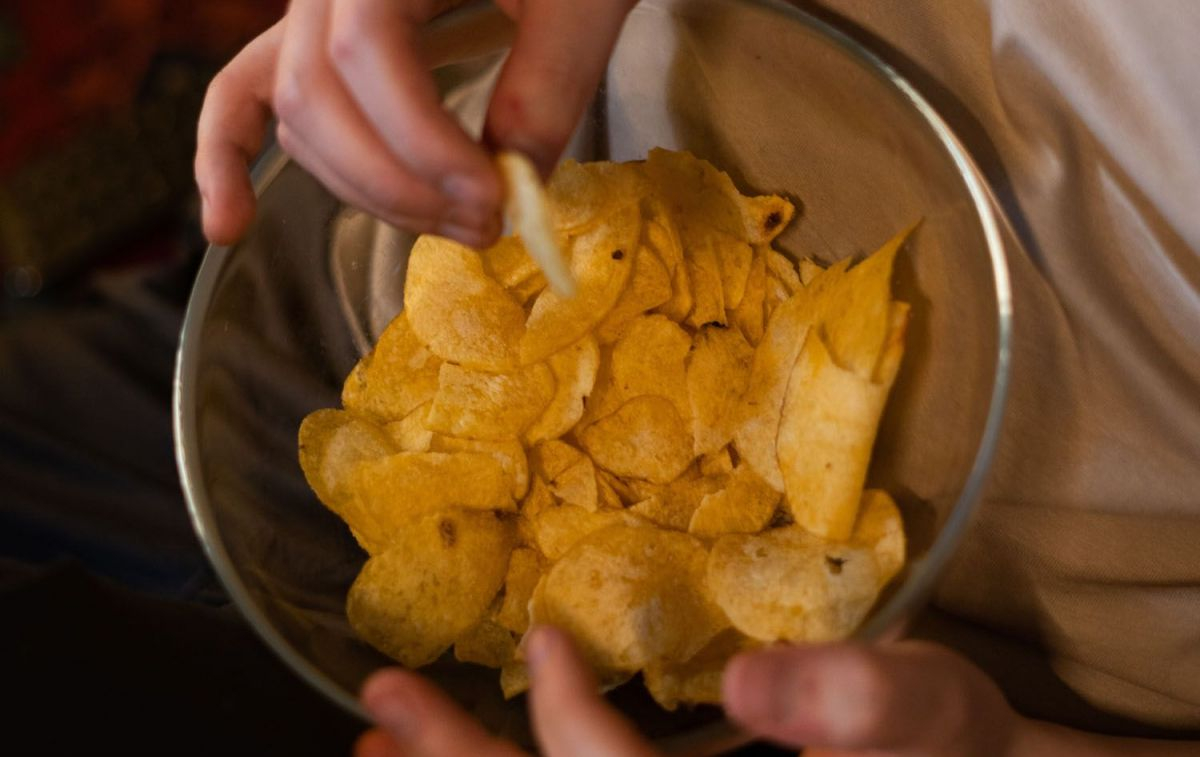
[
  {"xmin": 328, "ymin": 0, "xmax": 377, "ymax": 68},
  {"xmin": 272, "ymin": 72, "xmax": 306, "ymax": 123}
]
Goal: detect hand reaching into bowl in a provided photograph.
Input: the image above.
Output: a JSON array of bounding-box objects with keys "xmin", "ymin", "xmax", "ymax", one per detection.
[{"xmin": 194, "ymin": 0, "xmax": 636, "ymax": 250}]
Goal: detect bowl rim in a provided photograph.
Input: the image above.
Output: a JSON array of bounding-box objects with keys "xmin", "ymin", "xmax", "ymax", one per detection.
[{"xmin": 173, "ymin": 0, "xmax": 1011, "ymax": 747}]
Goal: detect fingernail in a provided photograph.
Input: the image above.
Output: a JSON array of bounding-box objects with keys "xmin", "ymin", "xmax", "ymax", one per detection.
[
  {"xmin": 442, "ymin": 173, "xmax": 492, "ymax": 212},
  {"xmin": 436, "ymin": 221, "xmax": 486, "ymax": 248},
  {"xmin": 362, "ymin": 674, "xmax": 419, "ymax": 740},
  {"xmin": 524, "ymin": 626, "xmax": 555, "ymax": 676}
]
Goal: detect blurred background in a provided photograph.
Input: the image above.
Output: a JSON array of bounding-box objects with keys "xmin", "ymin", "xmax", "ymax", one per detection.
[{"xmin": 0, "ymin": 2, "xmax": 364, "ymax": 754}]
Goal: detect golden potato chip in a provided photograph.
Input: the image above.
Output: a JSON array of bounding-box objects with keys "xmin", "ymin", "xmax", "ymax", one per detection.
[
  {"xmin": 342, "ymin": 313, "xmax": 442, "ymax": 422},
  {"xmin": 384, "ymin": 403, "xmax": 433, "ymax": 452},
  {"xmin": 509, "ymin": 272, "xmax": 548, "ymax": 306},
  {"xmin": 706, "ymin": 525, "xmax": 881, "ymax": 643},
  {"xmin": 479, "ymin": 235, "xmax": 539, "ymax": 289},
  {"xmin": 873, "ymin": 301, "xmax": 910, "ymax": 386},
  {"xmin": 579, "ymin": 396, "xmax": 695, "ymax": 484},
  {"xmin": 349, "ymin": 452, "xmax": 515, "ymax": 550},
  {"xmin": 524, "ymin": 502, "xmax": 636, "ymax": 561},
  {"xmin": 431, "ymin": 435, "xmax": 529, "ymax": 500},
  {"xmin": 698, "ymin": 448, "xmax": 734, "ymax": 477},
  {"xmin": 497, "ymin": 547, "xmax": 543, "ymax": 635},
  {"xmin": 628, "ymin": 468, "xmax": 727, "ymax": 531},
  {"xmin": 741, "ymin": 194, "xmax": 795, "ymax": 245},
  {"xmin": 516, "ymin": 476, "xmax": 556, "ymax": 545},
  {"xmin": 347, "ymin": 508, "xmax": 515, "ymax": 668},
  {"xmin": 298, "ymin": 409, "xmax": 396, "ymax": 551},
  {"xmin": 644, "ymin": 206, "xmax": 683, "ymax": 276},
  {"xmin": 852, "ymin": 489, "xmax": 906, "ymax": 582},
  {"xmin": 798, "ymin": 257, "xmax": 822, "ymax": 286},
  {"xmin": 533, "ymin": 524, "xmax": 727, "ymax": 671},
  {"xmin": 546, "ymin": 159, "xmax": 647, "ymax": 234},
  {"xmin": 777, "ymin": 333, "xmax": 890, "ymax": 540},
  {"xmin": 497, "ymin": 150, "xmax": 575, "ymax": 297},
  {"xmin": 650, "ymin": 212, "xmax": 694, "ymax": 324},
  {"xmin": 531, "ymin": 440, "xmax": 599, "ymax": 511},
  {"xmin": 594, "ymin": 245, "xmax": 673, "ymax": 344},
  {"xmin": 687, "ymin": 325, "xmax": 754, "ymax": 456},
  {"xmin": 530, "ymin": 439, "xmax": 584, "ymax": 479},
  {"xmin": 644, "ymin": 629, "xmax": 754, "ymax": 710},
  {"xmin": 733, "ymin": 291, "xmax": 814, "ymax": 490},
  {"xmin": 520, "ymin": 204, "xmax": 641, "ymax": 364},
  {"xmin": 608, "ymin": 314, "xmax": 692, "ymax": 421},
  {"xmin": 425, "ymin": 362, "xmax": 555, "ymax": 441},
  {"xmin": 524, "ymin": 336, "xmax": 600, "ymax": 445},
  {"xmin": 595, "ymin": 471, "xmax": 625, "ymax": 511},
  {"xmin": 764, "ymin": 248, "xmax": 802, "ymax": 295},
  {"xmin": 684, "ymin": 235, "xmax": 726, "ymax": 328},
  {"xmin": 715, "ymin": 232, "xmax": 753, "ymax": 310},
  {"xmin": 500, "ymin": 661, "xmax": 530, "ymax": 699},
  {"xmin": 730, "ymin": 247, "xmax": 767, "ymax": 345},
  {"xmin": 455, "ymin": 616, "xmax": 517, "ymax": 668},
  {"xmin": 405, "ymin": 236, "xmax": 526, "ymax": 371},
  {"xmin": 689, "ymin": 464, "xmax": 781, "ymax": 538},
  {"xmin": 596, "ymin": 469, "xmax": 640, "ymax": 506}
]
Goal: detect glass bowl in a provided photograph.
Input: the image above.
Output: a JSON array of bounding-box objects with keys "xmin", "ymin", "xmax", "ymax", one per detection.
[{"xmin": 174, "ymin": 0, "xmax": 1010, "ymax": 752}]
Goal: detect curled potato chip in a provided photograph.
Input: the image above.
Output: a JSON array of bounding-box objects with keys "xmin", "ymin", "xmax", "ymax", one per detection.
[
  {"xmin": 500, "ymin": 661, "xmax": 530, "ymax": 699},
  {"xmin": 546, "ymin": 159, "xmax": 647, "ymax": 234},
  {"xmin": 853, "ymin": 489, "xmax": 906, "ymax": 582},
  {"xmin": 298, "ymin": 409, "xmax": 396, "ymax": 552},
  {"xmin": 687, "ymin": 325, "xmax": 754, "ymax": 456},
  {"xmin": 426, "ymin": 362, "xmax": 555, "ymax": 441},
  {"xmin": 777, "ymin": 333, "xmax": 891, "ymax": 540},
  {"xmin": 524, "ymin": 336, "xmax": 600, "ymax": 445},
  {"xmin": 608, "ymin": 315, "xmax": 692, "ymax": 421},
  {"xmin": 579, "ymin": 395, "xmax": 695, "ymax": 484},
  {"xmin": 347, "ymin": 508, "xmax": 515, "ymax": 668},
  {"xmin": 531, "ymin": 439, "xmax": 599, "ymax": 511},
  {"xmin": 525, "ymin": 502, "xmax": 637, "ymax": 561},
  {"xmin": 706, "ymin": 525, "xmax": 881, "ymax": 643},
  {"xmin": 497, "ymin": 547, "xmax": 543, "ymax": 635},
  {"xmin": 698, "ymin": 448, "xmax": 734, "ymax": 477},
  {"xmin": 509, "ymin": 272, "xmax": 548, "ymax": 306},
  {"xmin": 498, "ymin": 151, "xmax": 575, "ymax": 297},
  {"xmin": 764, "ymin": 248, "xmax": 802, "ymax": 295},
  {"xmin": 715, "ymin": 233, "xmax": 754, "ymax": 310},
  {"xmin": 384, "ymin": 403, "xmax": 433, "ymax": 453},
  {"xmin": 649, "ymin": 211, "xmax": 694, "ymax": 324},
  {"xmin": 595, "ymin": 245, "xmax": 673, "ymax": 344},
  {"xmin": 480, "ymin": 236, "xmax": 540, "ymax": 289},
  {"xmin": 730, "ymin": 247, "xmax": 767, "ymax": 345},
  {"xmin": 405, "ymin": 236, "xmax": 526, "ymax": 371},
  {"xmin": 628, "ymin": 467, "xmax": 728, "ymax": 531},
  {"xmin": 350, "ymin": 451, "xmax": 515, "ymax": 551},
  {"xmin": 689, "ymin": 464, "xmax": 781, "ymax": 538},
  {"xmin": 798, "ymin": 257, "xmax": 823, "ymax": 286},
  {"xmin": 644, "ymin": 629, "xmax": 754, "ymax": 710},
  {"xmin": 342, "ymin": 314, "xmax": 442, "ymax": 422},
  {"xmin": 454, "ymin": 616, "xmax": 516, "ymax": 668},
  {"xmin": 431, "ymin": 435, "xmax": 529, "ymax": 500},
  {"xmin": 741, "ymin": 194, "xmax": 795, "ymax": 245},
  {"xmin": 520, "ymin": 204, "xmax": 641, "ymax": 364},
  {"xmin": 533, "ymin": 524, "xmax": 727, "ymax": 671},
  {"xmin": 684, "ymin": 235, "xmax": 726, "ymax": 328}
]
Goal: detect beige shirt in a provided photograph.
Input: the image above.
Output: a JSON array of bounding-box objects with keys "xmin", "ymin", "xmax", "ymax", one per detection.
[{"xmin": 813, "ymin": 0, "xmax": 1200, "ymax": 733}]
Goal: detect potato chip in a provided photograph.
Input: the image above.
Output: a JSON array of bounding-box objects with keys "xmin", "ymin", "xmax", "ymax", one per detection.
[
  {"xmin": 687, "ymin": 325, "xmax": 754, "ymax": 456},
  {"xmin": 689, "ymin": 464, "xmax": 781, "ymax": 538},
  {"xmin": 764, "ymin": 248, "xmax": 802, "ymax": 295},
  {"xmin": 516, "ymin": 476, "xmax": 556, "ymax": 545},
  {"xmin": 733, "ymin": 291, "xmax": 814, "ymax": 490},
  {"xmin": 342, "ymin": 314, "xmax": 442, "ymax": 421},
  {"xmin": 524, "ymin": 336, "xmax": 600, "ymax": 445},
  {"xmin": 405, "ymin": 236, "xmax": 526, "ymax": 371},
  {"xmin": 873, "ymin": 301, "xmax": 910, "ymax": 386},
  {"xmin": 608, "ymin": 315, "xmax": 692, "ymax": 421},
  {"xmin": 455, "ymin": 616, "xmax": 517, "ymax": 668},
  {"xmin": 628, "ymin": 467, "xmax": 727, "ymax": 531},
  {"xmin": 595, "ymin": 472, "xmax": 625, "ymax": 511},
  {"xmin": 776, "ymin": 333, "xmax": 890, "ymax": 540},
  {"xmin": 347, "ymin": 508, "xmax": 515, "ymax": 667},
  {"xmin": 852, "ymin": 489, "xmax": 906, "ymax": 582},
  {"xmin": 798, "ymin": 257, "xmax": 822, "ymax": 286},
  {"xmin": 431, "ymin": 435, "xmax": 529, "ymax": 500},
  {"xmin": 730, "ymin": 247, "xmax": 767, "ymax": 345},
  {"xmin": 349, "ymin": 452, "xmax": 515, "ymax": 550},
  {"xmin": 497, "ymin": 151, "xmax": 575, "ymax": 297},
  {"xmin": 533, "ymin": 524, "xmax": 726, "ymax": 671},
  {"xmin": 741, "ymin": 194, "xmax": 796, "ymax": 245},
  {"xmin": 479, "ymin": 235, "xmax": 540, "ymax": 290},
  {"xmin": 500, "ymin": 661, "xmax": 530, "ymax": 699},
  {"xmin": 594, "ymin": 245, "xmax": 673, "ymax": 344},
  {"xmin": 532, "ymin": 440, "xmax": 599, "ymax": 512},
  {"xmin": 546, "ymin": 159, "xmax": 647, "ymax": 234},
  {"xmin": 644, "ymin": 207, "xmax": 682, "ymax": 276},
  {"xmin": 524, "ymin": 502, "xmax": 636, "ymax": 561},
  {"xmin": 425, "ymin": 362, "xmax": 555, "ymax": 441},
  {"xmin": 643, "ymin": 629, "xmax": 754, "ymax": 710},
  {"xmin": 706, "ymin": 525, "xmax": 882, "ymax": 643},
  {"xmin": 298, "ymin": 409, "xmax": 396, "ymax": 552},
  {"xmin": 596, "ymin": 469, "xmax": 640, "ymax": 506},
  {"xmin": 715, "ymin": 232, "xmax": 754, "ymax": 310},
  {"xmin": 497, "ymin": 547, "xmax": 543, "ymax": 635},
  {"xmin": 384, "ymin": 403, "xmax": 434, "ymax": 452},
  {"xmin": 579, "ymin": 396, "xmax": 695, "ymax": 485},
  {"xmin": 698, "ymin": 448, "xmax": 733, "ymax": 477},
  {"xmin": 684, "ymin": 235, "xmax": 726, "ymax": 328},
  {"xmin": 651, "ymin": 213, "xmax": 694, "ymax": 324},
  {"xmin": 509, "ymin": 272, "xmax": 548, "ymax": 306}
]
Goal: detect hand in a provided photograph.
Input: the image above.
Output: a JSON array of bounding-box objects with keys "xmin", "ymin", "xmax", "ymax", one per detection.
[
  {"xmin": 355, "ymin": 629, "xmax": 1026, "ymax": 757},
  {"xmin": 195, "ymin": 0, "xmax": 636, "ymax": 249}
]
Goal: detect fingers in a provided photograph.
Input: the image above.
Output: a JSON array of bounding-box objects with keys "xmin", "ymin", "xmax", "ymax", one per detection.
[
  {"xmin": 485, "ymin": 0, "xmax": 637, "ymax": 176},
  {"xmin": 195, "ymin": 21, "xmax": 283, "ymax": 245},
  {"xmin": 526, "ymin": 626, "xmax": 657, "ymax": 757},
  {"xmin": 360, "ymin": 668, "xmax": 524, "ymax": 757},
  {"xmin": 722, "ymin": 641, "xmax": 1018, "ymax": 754},
  {"xmin": 326, "ymin": 0, "xmax": 502, "ymax": 222}
]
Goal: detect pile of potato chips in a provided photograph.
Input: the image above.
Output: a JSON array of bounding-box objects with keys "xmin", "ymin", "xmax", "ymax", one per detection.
[{"xmin": 298, "ymin": 149, "xmax": 910, "ymax": 710}]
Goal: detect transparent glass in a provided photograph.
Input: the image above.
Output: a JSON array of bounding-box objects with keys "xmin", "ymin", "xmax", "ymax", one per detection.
[{"xmin": 174, "ymin": 1, "xmax": 1010, "ymax": 753}]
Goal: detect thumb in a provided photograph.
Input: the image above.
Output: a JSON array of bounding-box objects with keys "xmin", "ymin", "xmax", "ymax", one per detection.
[
  {"xmin": 484, "ymin": 0, "xmax": 636, "ymax": 176},
  {"xmin": 722, "ymin": 641, "xmax": 1019, "ymax": 755}
]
